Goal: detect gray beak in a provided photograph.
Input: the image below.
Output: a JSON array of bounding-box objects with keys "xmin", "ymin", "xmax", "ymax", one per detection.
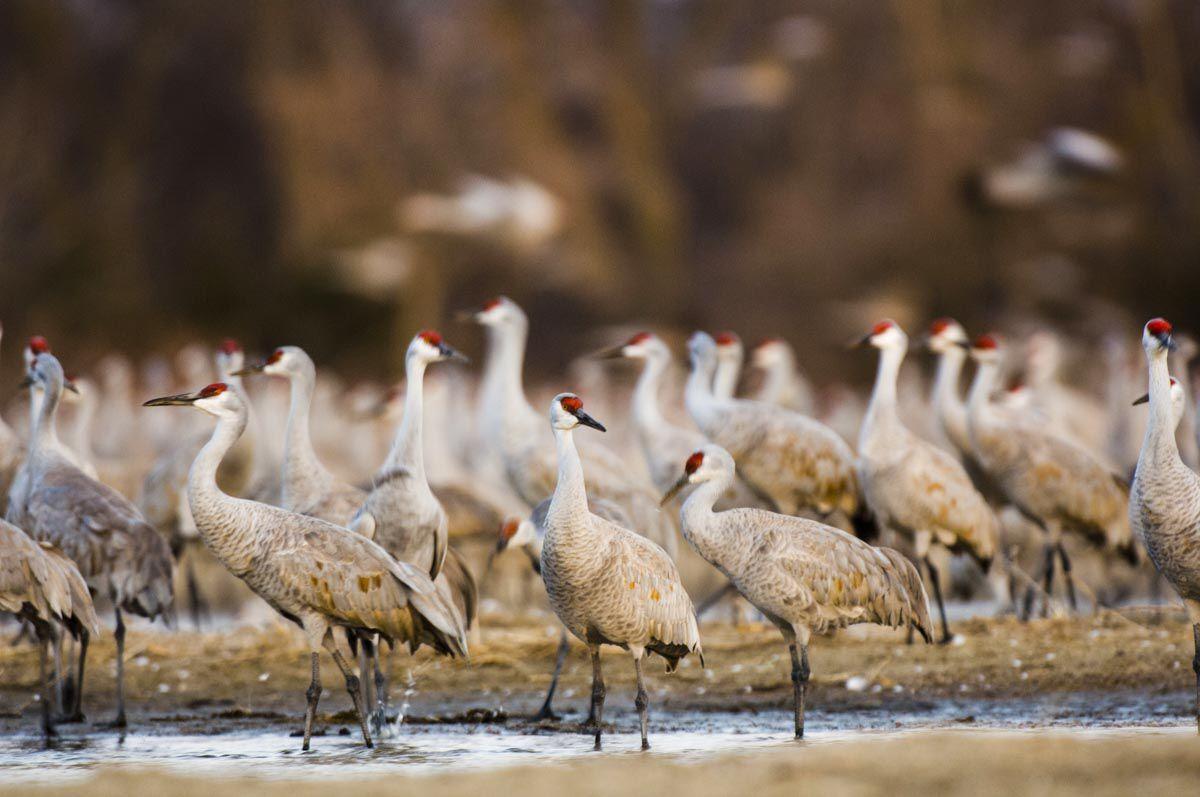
[
  {"xmin": 439, "ymin": 343, "xmax": 470, "ymax": 364},
  {"xmin": 660, "ymin": 473, "xmax": 689, "ymax": 506},
  {"xmin": 230, "ymin": 362, "xmax": 265, "ymax": 377},
  {"xmin": 574, "ymin": 409, "xmax": 606, "ymax": 432},
  {"xmin": 1132, "ymin": 393, "xmax": 1149, "ymax": 406},
  {"xmin": 143, "ymin": 392, "xmax": 200, "ymax": 407}
]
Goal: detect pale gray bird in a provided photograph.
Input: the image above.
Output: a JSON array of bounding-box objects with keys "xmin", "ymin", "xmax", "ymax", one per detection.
[
  {"xmin": 663, "ymin": 444, "xmax": 931, "ymax": 738},
  {"xmin": 1129, "ymin": 318, "xmax": 1200, "ymax": 730},
  {"xmin": 0, "ymin": 518, "xmax": 99, "ymax": 736},
  {"xmin": 493, "ymin": 495, "xmax": 631, "ymax": 722},
  {"xmin": 684, "ymin": 331, "xmax": 859, "ymax": 522},
  {"xmin": 466, "ymin": 297, "xmax": 677, "ymax": 557},
  {"xmin": 237, "ymin": 345, "xmax": 365, "ymax": 525},
  {"xmin": 9, "ymin": 352, "xmax": 174, "ymax": 728},
  {"xmin": 540, "ymin": 393, "xmax": 701, "ymax": 751},
  {"xmin": 967, "ymin": 334, "xmax": 1138, "ymax": 617},
  {"xmin": 712, "ymin": 331, "xmax": 744, "ymax": 401},
  {"xmin": 144, "ymin": 381, "xmax": 467, "ymax": 751},
  {"xmin": 855, "ymin": 320, "xmax": 997, "ymax": 642},
  {"xmin": 748, "ymin": 337, "xmax": 816, "ymax": 415},
  {"xmin": 348, "ymin": 330, "xmax": 478, "ymax": 729}
]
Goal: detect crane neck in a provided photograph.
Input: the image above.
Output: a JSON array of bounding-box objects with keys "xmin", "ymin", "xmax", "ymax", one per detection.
[
  {"xmin": 68, "ymin": 390, "xmax": 97, "ymax": 462},
  {"xmin": 382, "ymin": 355, "xmax": 429, "ymax": 481},
  {"xmin": 758, "ymin": 356, "xmax": 793, "ymax": 405},
  {"xmin": 713, "ymin": 354, "xmax": 741, "ymax": 401},
  {"xmin": 31, "ymin": 381, "xmax": 63, "ymax": 453},
  {"xmin": 631, "ymin": 352, "xmax": 670, "ymax": 433},
  {"xmin": 1141, "ymin": 350, "xmax": 1180, "ymax": 466},
  {"xmin": 190, "ymin": 410, "xmax": 248, "ymax": 500},
  {"xmin": 932, "ymin": 347, "xmax": 969, "ymax": 448},
  {"xmin": 547, "ymin": 426, "xmax": 590, "ymax": 528},
  {"xmin": 281, "ymin": 361, "xmax": 332, "ymax": 502},
  {"xmin": 679, "ymin": 469, "xmax": 738, "ymax": 564},
  {"xmin": 482, "ymin": 318, "xmax": 539, "ymax": 434},
  {"xmin": 685, "ymin": 356, "xmax": 720, "ymax": 428},
  {"xmin": 967, "ymin": 359, "xmax": 1000, "ymax": 425},
  {"xmin": 861, "ymin": 344, "xmax": 906, "ymax": 449}
]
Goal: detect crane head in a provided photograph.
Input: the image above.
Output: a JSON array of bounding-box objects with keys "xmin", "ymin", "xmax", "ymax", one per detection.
[
  {"xmin": 924, "ymin": 318, "xmax": 968, "ymax": 353},
  {"xmin": 854, "ymin": 319, "xmax": 907, "ymax": 350},
  {"xmin": 969, "ymin": 333, "xmax": 1003, "ymax": 364},
  {"xmin": 1143, "ymin": 318, "xmax": 1176, "ymax": 355},
  {"xmin": 660, "ymin": 444, "xmax": 734, "ymax": 505},
  {"xmin": 412, "ymin": 329, "xmax": 469, "ymax": 365},
  {"xmin": 144, "ymin": 382, "xmax": 242, "ymax": 418},
  {"xmin": 750, "ymin": 337, "xmax": 789, "ymax": 368},
  {"xmin": 595, "ymin": 331, "xmax": 657, "ymax": 361},
  {"xmin": 550, "ymin": 393, "xmax": 606, "ymax": 433}
]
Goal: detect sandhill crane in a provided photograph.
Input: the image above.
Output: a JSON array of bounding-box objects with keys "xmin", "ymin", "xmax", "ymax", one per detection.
[
  {"xmin": 541, "ymin": 393, "xmax": 701, "ymax": 750},
  {"xmin": 493, "ymin": 495, "xmax": 632, "ymax": 721},
  {"xmin": 348, "ymin": 330, "xmax": 479, "ymax": 728},
  {"xmin": 663, "ymin": 444, "xmax": 931, "ymax": 737},
  {"xmin": 0, "ymin": 326, "xmax": 22, "ymax": 505},
  {"xmin": 237, "ymin": 346, "xmax": 365, "ymax": 525},
  {"xmin": 1129, "ymin": 318, "xmax": 1200, "ymax": 729},
  {"xmin": 713, "ymin": 332, "xmax": 743, "ymax": 401},
  {"xmin": 684, "ymin": 331, "xmax": 859, "ymax": 522},
  {"xmin": 748, "ymin": 337, "xmax": 816, "ymax": 415},
  {"xmin": 14, "ymin": 336, "xmax": 96, "ymax": 481},
  {"xmin": 144, "ymin": 381, "xmax": 467, "ymax": 750},
  {"xmin": 9, "ymin": 352, "xmax": 174, "ymax": 727},
  {"xmin": 967, "ymin": 334, "xmax": 1137, "ymax": 617},
  {"xmin": 1024, "ymin": 331, "xmax": 1112, "ymax": 463},
  {"xmin": 0, "ymin": 518, "xmax": 99, "ymax": 735},
  {"xmin": 855, "ymin": 320, "xmax": 997, "ymax": 642},
  {"xmin": 466, "ymin": 298, "xmax": 676, "ymax": 556}
]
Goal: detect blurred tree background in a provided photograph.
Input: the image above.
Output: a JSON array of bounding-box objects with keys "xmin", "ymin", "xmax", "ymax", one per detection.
[{"xmin": 1, "ymin": 0, "xmax": 1198, "ymax": 381}]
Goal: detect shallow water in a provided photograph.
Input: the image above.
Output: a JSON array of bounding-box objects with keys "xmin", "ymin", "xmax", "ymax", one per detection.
[{"xmin": 0, "ymin": 692, "xmax": 1191, "ymax": 784}]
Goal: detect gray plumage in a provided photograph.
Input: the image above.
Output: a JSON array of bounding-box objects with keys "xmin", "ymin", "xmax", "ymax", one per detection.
[
  {"xmin": 145, "ymin": 381, "xmax": 467, "ymax": 750},
  {"xmin": 749, "ymin": 337, "xmax": 816, "ymax": 415},
  {"xmin": 672, "ymin": 444, "xmax": 930, "ymax": 737},
  {"xmin": 471, "ymin": 297, "xmax": 677, "ymax": 557},
  {"xmin": 685, "ymin": 332, "xmax": 859, "ymax": 519},
  {"xmin": 540, "ymin": 393, "xmax": 700, "ymax": 751}
]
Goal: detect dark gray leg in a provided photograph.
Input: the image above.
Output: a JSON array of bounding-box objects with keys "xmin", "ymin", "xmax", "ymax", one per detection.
[
  {"xmin": 634, "ymin": 655, "xmax": 650, "ymax": 750},
  {"xmin": 589, "ymin": 646, "xmax": 605, "ymax": 751},
  {"xmin": 67, "ymin": 630, "xmax": 88, "ymax": 723},
  {"xmin": 302, "ymin": 652, "xmax": 320, "ymax": 751},
  {"xmin": 534, "ymin": 629, "xmax": 570, "ymax": 721},
  {"xmin": 330, "ymin": 649, "xmax": 373, "ymax": 749},
  {"xmin": 1040, "ymin": 542, "xmax": 1056, "ymax": 618},
  {"xmin": 371, "ymin": 644, "xmax": 387, "ymax": 733},
  {"xmin": 924, "ymin": 557, "xmax": 952, "ymax": 644},
  {"xmin": 108, "ymin": 608, "xmax": 127, "ymax": 728},
  {"xmin": 35, "ymin": 624, "xmax": 56, "ymax": 739},
  {"xmin": 789, "ymin": 641, "xmax": 810, "ymax": 739},
  {"xmin": 1056, "ymin": 543, "xmax": 1078, "ymax": 612},
  {"xmin": 185, "ymin": 555, "xmax": 206, "ymax": 631},
  {"xmin": 1192, "ymin": 623, "xmax": 1199, "ymax": 734},
  {"xmin": 357, "ymin": 637, "xmax": 374, "ymax": 722}
]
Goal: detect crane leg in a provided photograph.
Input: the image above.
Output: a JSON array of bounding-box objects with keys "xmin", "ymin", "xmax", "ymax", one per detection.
[
  {"xmin": 1039, "ymin": 543, "xmax": 1056, "ymax": 618},
  {"xmin": 533, "ymin": 629, "xmax": 570, "ymax": 721},
  {"xmin": 302, "ymin": 652, "xmax": 321, "ymax": 752},
  {"xmin": 185, "ymin": 554, "xmax": 207, "ymax": 631},
  {"xmin": 633, "ymin": 654, "xmax": 650, "ymax": 751},
  {"xmin": 52, "ymin": 628, "xmax": 65, "ymax": 715},
  {"xmin": 98, "ymin": 607, "xmax": 128, "ymax": 729},
  {"xmin": 1055, "ymin": 543, "xmax": 1078, "ymax": 612},
  {"xmin": 789, "ymin": 641, "xmax": 810, "ymax": 739},
  {"xmin": 588, "ymin": 645, "xmax": 606, "ymax": 751},
  {"xmin": 356, "ymin": 637, "xmax": 374, "ymax": 721},
  {"xmin": 1192, "ymin": 623, "xmax": 1199, "ymax": 734},
  {"xmin": 327, "ymin": 646, "xmax": 373, "ymax": 749},
  {"xmin": 924, "ymin": 557, "xmax": 952, "ymax": 644},
  {"xmin": 63, "ymin": 630, "xmax": 89, "ymax": 723},
  {"xmin": 372, "ymin": 645, "xmax": 387, "ymax": 734},
  {"xmin": 34, "ymin": 623, "xmax": 57, "ymax": 739}
]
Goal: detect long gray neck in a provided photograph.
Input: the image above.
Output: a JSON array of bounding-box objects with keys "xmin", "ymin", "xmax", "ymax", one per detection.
[
  {"xmin": 714, "ymin": 353, "xmax": 741, "ymax": 401},
  {"xmin": 632, "ymin": 351, "xmax": 669, "ymax": 432},
  {"xmin": 187, "ymin": 410, "xmax": 255, "ymax": 566},
  {"xmin": 31, "ymin": 380, "xmax": 63, "ymax": 453},
  {"xmin": 932, "ymin": 347, "xmax": 969, "ymax": 445},
  {"xmin": 484, "ymin": 318, "xmax": 539, "ymax": 434},
  {"xmin": 382, "ymin": 354, "xmax": 428, "ymax": 480},
  {"xmin": 69, "ymin": 391, "xmax": 96, "ymax": 460},
  {"xmin": 1141, "ymin": 350, "xmax": 1179, "ymax": 468},
  {"xmin": 281, "ymin": 360, "xmax": 331, "ymax": 500},
  {"xmin": 861, "ymin": 344, "xmax": 906, "ymax": 451},
  {"xmin": 547, "ymin": 427, "xmax": 589, "ymax": 527},
  {"xmin": 967, "ymin": 360, "xmax": 1000, "ymax": 426},
  {"xmin": 685, "ymin": 356, "xmax": 720, "ymax": 428},
  {"xmin": 759, "ymin": 356, "xmax": 792, "ymax": 405},
  {"xmin": 680, "ymin": 469, "xmax": 736, "ymax": 562}
]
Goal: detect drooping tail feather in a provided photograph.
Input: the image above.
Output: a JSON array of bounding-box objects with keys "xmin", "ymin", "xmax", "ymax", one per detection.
[{"xmin": 879, "ymin": 548, "xmax": 933, "ymax": 643}]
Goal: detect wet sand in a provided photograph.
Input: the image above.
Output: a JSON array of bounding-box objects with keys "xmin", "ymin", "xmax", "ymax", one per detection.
[{"xmin": 0, "ymin": 609, "xmax": 1196, "ymax": 793}]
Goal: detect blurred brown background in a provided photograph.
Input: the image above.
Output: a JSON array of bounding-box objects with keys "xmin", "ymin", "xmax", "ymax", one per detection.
[{"xmin": 2, "ymin": 0, "xmax": 1198, "ymax": 382}]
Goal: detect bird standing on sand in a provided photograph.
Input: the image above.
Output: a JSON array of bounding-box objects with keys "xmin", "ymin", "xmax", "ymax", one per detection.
[
  {"xmin": 663, "ymin": 444, "xmax": 931, "ymax": 738},
  {"xmin": 1129, "ymin": 318, "xmax": 1200, "ymax": 730},
  {"xmin": 855, "ymin": 320, "xmax": 997, "ymax": 642},
  {"xmin": 9, "ymin": 352, "xmax": 174, "ymax": 727},
  {"xmin": 144, "ymin": 382, "xmax": 466, "ymax": 750},
  {"xmin": 540, "ymin": 393, "xmax": 701, "ymax": 750}
]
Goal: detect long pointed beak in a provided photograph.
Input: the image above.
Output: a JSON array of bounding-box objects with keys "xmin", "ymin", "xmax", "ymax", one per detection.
[
  {"xmin": 848, "ymin": 333, "xmax": 873, "ymax": 349},
  {"xmin": 953, "ymin": 340, "xmax": 970, "ymax": 350},
  {"xmin": 574, "ymin": 409, "xmax": 606, "ymax": 432},
  {"xmin": 143, "ymin": 392, "xmax": 199, "ymax": 407},
  {"xmin": 63, "ymin": 379, "xmax": 80, "ymax": 395},
  {"xmin": 660, "ymin": 474, "xmax": 689, "ymax": 506},
  {"xmin": 439, "ymin": 343, "xmax": 470, "ymax": 364},
  {"xmin": 592, "ymin": 344, "xmax": 627, "ymax": 360},
  {"xmin": 1132, "ymin": 392, "xmax": 1149, "ymax": 406},
  {"xmin": 455, "ymin": 308, "xmax": 482, "ymax": 323},
  {"xmin": 230, "ymin": 363, "xmax": 265, "ymax": 377}
]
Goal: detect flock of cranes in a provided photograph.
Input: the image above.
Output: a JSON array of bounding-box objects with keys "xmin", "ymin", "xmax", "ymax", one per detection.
[{"xmin": 0, "ymin": 301, "xmax": 1198, "ymax": 751}]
